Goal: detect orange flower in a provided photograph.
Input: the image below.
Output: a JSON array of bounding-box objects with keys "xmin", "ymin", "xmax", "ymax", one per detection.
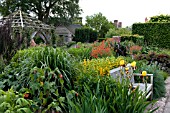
[{"xmin": 91, "ymin": 40, "xmax": 112, "ymax": 58}]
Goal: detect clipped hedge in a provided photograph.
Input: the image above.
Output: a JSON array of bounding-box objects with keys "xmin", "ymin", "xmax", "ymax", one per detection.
[
  {"xmin": 132, "ymin": 23, "xmax": 170, "ymax": 48},
  {"xmin": 121, "ymin": 35, "xmax": 144, "ymax": 45},
  {"xmin": 73, "ymin": 27, "xmax": 98, "ymax": 43}
]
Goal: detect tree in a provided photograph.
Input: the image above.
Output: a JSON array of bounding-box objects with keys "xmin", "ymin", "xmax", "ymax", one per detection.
[
  {"xmin": 0, "ymin": 0, "xmax": 82, "ymax": 25},
  {"xmin": 85, "ymin": 12, "xmax": 114, "ymax": 37},
  {"xmin": 149, "ymin": 14, "xmax": 170, "ymax": 22},
  {"xmin": 105, "ymin": 28, "xmax": 131, "ymax": 38}
]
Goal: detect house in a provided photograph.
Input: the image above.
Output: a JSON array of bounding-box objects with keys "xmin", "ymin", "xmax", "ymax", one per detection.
[{"xmin": 55, "ymin": 24, "xmax": 82, "ymax": 43}]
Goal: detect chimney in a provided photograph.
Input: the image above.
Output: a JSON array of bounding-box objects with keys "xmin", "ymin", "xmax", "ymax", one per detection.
[
  {"xmin": 145, "ymin": 17, "xmax": 148, "ymax": 22},
  {"xmin": 118, "ymin": 22, "xmax": 122, "ymax": 28},
  {"xmin": 114, "ymin": 20, "xmax": 118, "ymax": 28}
]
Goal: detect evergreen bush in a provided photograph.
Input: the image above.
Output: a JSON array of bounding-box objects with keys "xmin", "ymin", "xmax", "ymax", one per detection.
[
  {"xmin": 132, "ymin": 23, "xmax": 170, "ymax": 48},
  {"xmin": 73, "ymin": 28, "xmax": 98, "ymax": 43}
]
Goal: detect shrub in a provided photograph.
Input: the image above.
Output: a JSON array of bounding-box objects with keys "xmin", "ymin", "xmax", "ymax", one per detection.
[
  {"xmin": 68, "ymin": 75, "xmax": 157, "ymax": 113},
  {"xmin": 66, "ymin": 41, "xmax": 77, "ymax": 48},
  {"xmin": 135, "ymin": 52, "xmax": 170, "ymax": 74},
  {"xmin": 121, "ymin": 35, "xmax": 144, "ymax": 45},
  {"xmin": 81, "ymin": 56, "xmax": 124, "ymax": 76},
  {"xmin": 67, "ymin": 47, "xmax": 92, "ymax": 60},
  {"xmin": 0, "ymin": 47, "xmax": 79, "ymax": 91},
  {"xmin": 73, "ymin": 27, "xmax": 98, "ymax": 43},
  {"xmin": 0, "ymin": 56, "xmax": 6, "ymax": 73},
  {"xmin": 105, "ymin": 28, "xmax": 131, "ymax": 38},
  {"xmin": 132, "ymin": 23, "xmax": 170, "ymax": 48},
  {"xmin": 0, "ymin": 88, "xmax": 33, "ymax": 113},
  {"xmin": 129, "ymin": 45, "xmax": 142, "ymax": 55},
  {"xmin": 0, "ymin": 47, "xmax": 81, "ymax": 112},
  {"xmin": 91, "ymin": 40, "xmax": 113, "ymax": 58},
  {"xmin": 158, "ymin": 70, "xmax": 169, "ymax": 80},
  {"xmin": 134, "ymin": 63, "xmax": 166, "ymax": 99}
]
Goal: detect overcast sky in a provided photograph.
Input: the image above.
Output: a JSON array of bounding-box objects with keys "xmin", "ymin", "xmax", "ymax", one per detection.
[{"xmin": 79, "ymin": 0, "xmax": 170, "ymax": 27}]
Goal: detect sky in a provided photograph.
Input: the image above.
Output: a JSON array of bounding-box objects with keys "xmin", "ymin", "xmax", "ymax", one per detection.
[{"xmin": 79, "ymin": 0, "xmax": 170, "ymax": 27}]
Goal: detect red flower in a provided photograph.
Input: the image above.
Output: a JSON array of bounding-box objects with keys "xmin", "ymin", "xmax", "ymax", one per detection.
[
  {"xmin": 59, "ymin": 74, "xmax": 63, "ymax": 78},
  {"xmin": 75, "ymin": 92, "xmax": 79, "ymax": 97},
  {"xmin": 24, "ymin": 93, "xmax": 30, "ymax": 99}
]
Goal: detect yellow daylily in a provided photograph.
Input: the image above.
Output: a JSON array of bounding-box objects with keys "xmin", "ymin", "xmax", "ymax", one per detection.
[
  {"xmin": 142, "ymin": 71, "xmax": 147, "ymax": 76},
  {"xmin": 131, "ymin": 61, "xmax": 136, "ymax": 68},
  {"xmin": 83, "ymin": 59, "xmax": 87, "ymax": 66},
  {"xmin": 125, "ymin": 67, "xmax": 129, "ymax": 71},
  {"xmin": 40, "ymin": 82, "xmax": 44, "ymax": 86},
  {"xmin": 99, "ymin": 67, "xmax": 103, "ymax": 75},
  {"xmin": 119, "ymin": 60, "xmax": 125, "ymax": 66}
]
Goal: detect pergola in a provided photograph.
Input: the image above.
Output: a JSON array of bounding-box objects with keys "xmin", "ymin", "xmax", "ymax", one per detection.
[{"xmin": 0, "ymin": 9, "xmax": 55, "ymax": 44}]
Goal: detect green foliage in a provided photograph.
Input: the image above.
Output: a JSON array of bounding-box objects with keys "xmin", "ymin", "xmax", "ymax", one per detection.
[
  {"xmin": 158, "ymin": 49, "xmax": 170, "ymax": 56},
  {"xmin": 141, "ymin": 46, "xmax": 160, "ymax": 54},
  {"xmin": 73, "ymin": 27, "xmax": 98, "ymax": 43},
  {"xmin": 0, "ymin": 56, "xmax": 6, "ymax": 73},
  {"xmin": 85, "ymin": 12, "xmax": 115, "ymax": 38},
  {"xmin": 132, "ymin": 23, "xmax": 170, "ymax": 48},
  {"xmin": 0, "ymin": 46, "xmax": 81, "ymax": 112},
  {"xmin": 0, "ymin": 88, "xmax": 33, "ymax": 113},
  {"xmin": 0, "ymin": 0, "xmax": 81, "ymax": 24},
  {"xmin": 85, "ymin": 12, "xmax": 114, "ymax": 32},
  {"xmin": 134, "ymin": 63, "xmax": 166, "ymax": 99},
  {"xmin": 51, "ymin": 29, "xmax": 60, "ymax": 47},
  {"xmin": 66, "ymin": 41, "xmax": 77, "ymax": 48},
  {"xmin": 105, "ymin": 28, "xmax": 131, "ymax": 38},
  {"xmin": 19, "ymin": 67, "xmax": 65, "ymax": 112},
  {"xmin": 149, "ymin": 14, "xmax": 170, "ymax": 22},
  {"xmin": 158, "ymin": 70, "xmax": 169, "ymax": 80},
  {"xmin": 121, "ymin": 35, "xmax": 144, "ymax": 46},
  {"xmin": 98, "ymin": 38, "xmax": 106, "ymax": 42},
  {"xmin": 0, "ymin": 47, "xmax": 79, "ymax": 90},
  {"xmin": 67, "ymin": 47, "xmax": 92, "ymax": 60},
  {"xmin": 135, "ymin": 52, "xmax": 170, "ymax": 75},
  {"xmin": 69, "ymin": 75, "xmax": 157, "ymax": 113}
]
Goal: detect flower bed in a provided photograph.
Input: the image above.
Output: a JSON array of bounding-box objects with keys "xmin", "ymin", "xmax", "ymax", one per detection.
[{"xmin": 81, "ymin": 56, "xmax": 125, "ymax": 76}]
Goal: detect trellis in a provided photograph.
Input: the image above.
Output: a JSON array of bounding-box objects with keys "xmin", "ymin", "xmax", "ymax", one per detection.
[{"xmin": 0, "ymin": 10, "xmax": 55, "ymax": 60}]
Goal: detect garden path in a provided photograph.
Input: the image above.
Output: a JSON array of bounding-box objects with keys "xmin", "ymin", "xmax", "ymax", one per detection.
[{"xmin": 150, "ymin": 77, "xmax": 170, "ymax": 113}]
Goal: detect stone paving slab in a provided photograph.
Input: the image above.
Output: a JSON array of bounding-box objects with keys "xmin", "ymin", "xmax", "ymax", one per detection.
[{"xmin": 163, "ymin": 108, "xmax": 170, "ymax": 113}]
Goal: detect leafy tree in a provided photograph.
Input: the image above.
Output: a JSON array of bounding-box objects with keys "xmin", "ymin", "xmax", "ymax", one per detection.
[
  {"xmin": 105, "ymin": 28, "xmax": 131, "ymax": 38},
  {"xmin": 85, "ymin": 12, "xmax": 114, "ymax": 37},
  {"xmin": 0, "ymin": 0, "xmax": 82, "ymax": 25},
  {"xmin": 149, "ymin": 14, "xmax": 170, "ymax": 22}
]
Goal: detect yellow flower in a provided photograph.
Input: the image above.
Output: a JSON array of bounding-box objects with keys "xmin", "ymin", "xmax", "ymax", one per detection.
[
  {"xmin": 40, "ymin": 82, "xmax": 44, "ymax": 86},
  {"xmin": 131, "ymin": 61, "xmax": 136, "ymax": 68},
  {"xmin": 119, "ymin": 60, "xmax": 125, "ymax": 66},
  {"xmin": 83, "ymin": 59, "xmax": 86, "ymax": 66},
  {"xmin": 125, "ymin": 67, "xmax": 129, "ymax": 71},
  {"xmin": 142, "ymin": 71, "xmax": 147, "ymax": 76},
  {"xmin": 99, "ymin": 67, "xmax": 103, "ymax": 75}
]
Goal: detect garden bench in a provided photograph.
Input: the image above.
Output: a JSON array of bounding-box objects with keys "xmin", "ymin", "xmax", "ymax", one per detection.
[{"xmin": 110, "ymin": 64, "xmax": 153, "ymax": 100}]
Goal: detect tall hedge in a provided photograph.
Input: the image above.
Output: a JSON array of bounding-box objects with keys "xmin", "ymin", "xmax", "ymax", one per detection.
[
  {"xmin": 73, "ymin": 28, "xmax": 98, "ymax": 43},
  {"xmin": 132, "ymin": 23, "xmax": 170, "ymax": 48}
]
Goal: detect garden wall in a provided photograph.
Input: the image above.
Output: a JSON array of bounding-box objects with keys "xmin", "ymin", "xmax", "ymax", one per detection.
[{"xmin": 132, "ymin": 23, "xmax": 170, "ymax": 48}]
